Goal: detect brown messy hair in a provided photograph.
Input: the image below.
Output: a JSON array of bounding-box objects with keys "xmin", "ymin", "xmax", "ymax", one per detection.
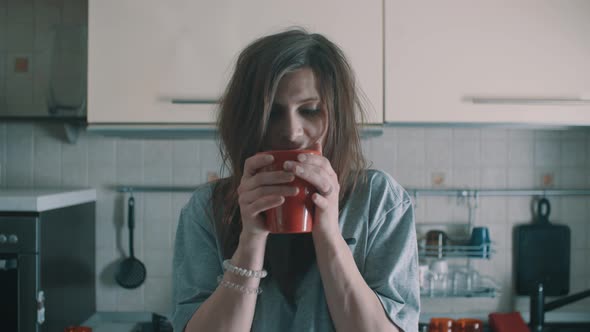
[{"xmin": 212, "ymin": 28, "xmax": 368, "ymax": 283}]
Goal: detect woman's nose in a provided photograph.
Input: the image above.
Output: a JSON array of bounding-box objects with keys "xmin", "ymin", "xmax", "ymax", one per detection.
[{"xmin": 280, "ymin": 112, "xmax": 304, "ymax": 143}]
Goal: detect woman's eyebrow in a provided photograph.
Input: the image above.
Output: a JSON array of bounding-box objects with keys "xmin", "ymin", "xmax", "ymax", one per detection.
[{"xmin": 273, "ymin": 97, "xmax": 320, "ymax": 108}]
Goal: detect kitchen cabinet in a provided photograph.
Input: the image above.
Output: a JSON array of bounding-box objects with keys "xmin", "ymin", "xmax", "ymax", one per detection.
[
  {"xmin": 385, "ymin": 0, "xmax": 590, "ymax": 125},
  {"xmin": 88, "ymin": 0, "xmax": 383, "ymax": 125}
]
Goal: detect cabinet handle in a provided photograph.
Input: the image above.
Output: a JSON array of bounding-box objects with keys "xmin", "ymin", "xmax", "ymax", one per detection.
[
  {"xmin": 170, "ymin": 99, "xmax": 218, "ymax": 104},
  {"xmin": 464, "ymin": 97, "xmax": 590, "ymax": 105}
]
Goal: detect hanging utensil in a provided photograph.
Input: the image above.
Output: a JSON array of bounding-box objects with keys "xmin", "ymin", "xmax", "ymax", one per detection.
[{"xmin": 115, "ymin": 196, "xmax": 146, "ymax": 289}]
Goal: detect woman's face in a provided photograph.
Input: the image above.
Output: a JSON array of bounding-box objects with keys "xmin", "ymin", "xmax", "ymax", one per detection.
[{"xmin": 263, "ymin": 67, "xmax": 326, "ymax": 151}]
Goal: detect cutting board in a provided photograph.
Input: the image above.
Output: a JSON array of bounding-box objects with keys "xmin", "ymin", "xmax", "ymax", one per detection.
[{"xmin": 514, "ymin": 197, "xmax": 570, "ymax": 296}]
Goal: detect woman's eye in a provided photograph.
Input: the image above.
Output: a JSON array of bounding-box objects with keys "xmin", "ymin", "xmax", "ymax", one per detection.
[{"xmin": 300, "ymin": 108, "xmax": 320, "ymax": 115}]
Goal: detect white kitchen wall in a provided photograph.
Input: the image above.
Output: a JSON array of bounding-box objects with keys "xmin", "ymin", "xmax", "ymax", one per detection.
[{"xmin": 1, "ymin": 123, "xmax": 589, "ymax": 316}]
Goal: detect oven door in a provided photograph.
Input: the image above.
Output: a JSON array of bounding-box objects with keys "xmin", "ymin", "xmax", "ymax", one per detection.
[{"xmin": 0, "ymin": 253, "xmax": 39, "ymax": 332}]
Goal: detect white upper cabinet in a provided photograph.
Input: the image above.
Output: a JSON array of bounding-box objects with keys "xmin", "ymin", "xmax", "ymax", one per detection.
[
  {"xmin": 88, "ymin": 0, "xmax": 383, "ymax": 125},
  {"xmin": 385, "ymin": 0, "xmax": 590, "ymax": 125}
]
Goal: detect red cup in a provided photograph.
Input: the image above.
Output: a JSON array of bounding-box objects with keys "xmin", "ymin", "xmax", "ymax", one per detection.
[
  {"xmin": 64, "ymin": 327, "xmax": 92, "ymax": 332},
  {"xmin": 454, "ymin": 318, "xmax": 483, "ymax": 332},
  {"xmin": 257, "ymin": 149, "xmax": 320, "ymax": 233},
  {"xmin": 429, "ymin": 317, "xmax": 454, "ymax": 332}
]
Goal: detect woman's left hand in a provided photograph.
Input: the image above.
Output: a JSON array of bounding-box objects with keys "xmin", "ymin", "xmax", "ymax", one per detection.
[{"xmin": 283, "ymin": 142, "xmax": 341, "ymax": 239}]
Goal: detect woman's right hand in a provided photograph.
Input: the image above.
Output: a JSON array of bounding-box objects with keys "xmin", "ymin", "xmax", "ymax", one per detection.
[{"xmin": 237, "ymin": 154, "xmax": 298, "ymax": 237}]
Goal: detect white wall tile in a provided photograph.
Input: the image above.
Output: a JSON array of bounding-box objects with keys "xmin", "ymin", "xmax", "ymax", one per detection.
[
  {"xmin": 507, "ymin": 197, "xmax": 534, "ymax": 224},
  {"xmin": 507, "ymin": 168, "xmax": 536, "ymax": 188},
  {"xmin": 33, "ymin": 131, "xmax": 61, "ymax": 186},
  {"xmin": 5, "ymin": 123, "xmax": 34, "ymax": 186},
  {"xmin": 450, "ymin": 167, "xmax": 479, "ymax": 187},
  {"xmin": 560, "ymin": 167, "xmax": 589, "ymax": 188},
  {"xmin": 396, "ymin": 137, "xmax": 425, "ymax": 168},
  {"xmin": 370, "ymin": 128, "xmax": 396, "ymax": 173},
  {"xmin": 144, "ymin": 277, "xmax": 173, "ymax": 315},
  {"xmin": 481, "ymin": 139, "xmax": 508, "ymax": 167},
  {"xmin": 560, "ymin": 129, "xmax": 588, "ymax": 141},
  {"xmin": 535, "ymin": 130, "xmax": 561, "ymax": 141},
  {"xmin": 0, "ymin": 53, "xmax": 5, "ymax": 106},
  {"xmin": 481, "ymin": 129, "xmax": 508, "ymax": 141},
  {"xmin": 561, "ymin": 139, "xmax": 587, "ymax": 167},
  {"xmin": 95, "ymin": 248, "xmax": 119, "ymax": 311},
  {"xmin": 144, "ymin": 249, "xmax": 173, "ymax": 278},
  {"xmin": 423, "ymin": 197, "xmax": 454, "ymax": 223},
  {"xmin": 88, "ymin": 134, "xmax": 115, "ymax": 166},
  {"xmin": 561, "ymin": 198, "xmax": 588, "ymax": 223},
  {"xmin": 391, "ymin": 166, "xmax": 426, "ymax": 188},
  {"xmin": 62, "ymin": 0, "xmax": 87, "ymax": 25},
  {"xmin": 62, "ymin": 135, "xmax": 88, "ymax": 186},
  {"xmin": 34, "ymin": 0, "xmax": 61, "ymax": 51},
  {"xmin": 395, "ymin": 127, "xmax": 425, "ymax": 141},
  {"xmin": 425, "ymin": 128, "xmax": 452, "ymax": 141},
  {"xmin": 425, "ymin": 139, "xmax": 452, "ymax": 169},
  {"xmin": 116, "ymin": 286, "xmax": 145, "ymax": 312},
  {"xmin": 509, "ymin": 129, "xmax": 534, "ymax": 141},
  {"xmin": 172, "ymin": 166, "xmax": 201, "ymax": 186},
  {"xmin": 4, "ymin": 23, "xmax": 34, "ymax": 51},
  {"xmin": 508, "ymin": 139, "xmax": 534, "ymax": 167},
  {"xmin": 453, "ymin": 140, "xmax": 480, "ymax": 168},
  {"xmin": 116, "ymin": 140, "xmax": 143, "ymax": 184},
  {"xmin": 568, "ymin": 223, "xmax": 587, "ymax": 250},
  {"xmin": 172, "ymin": 140, "xmax": 199, "ymax": 167},
  {"xmin": 0, "ymin": 3, "xmax": 7, "ymax": 52},
  {"xmin": 0, "ymin": 123, "xmax": 5, "ymax": 186},
  {"xmin": 143, "ymin": 194, "xmax": 172, "ymax": 250},
  {"xmin": 478, "ymin": 197, "xmax": 508, "ymax": 225},
  {"xmin": 480, "ymin": 167, "xmax": 507, "ymax": 189},
  {"xmin": 32, "ymin": 50, "xmax": 50, "ymax": 107},
  {"xmin": 534, "ymin": 140, "xmax": 560, "ymax": 167}
]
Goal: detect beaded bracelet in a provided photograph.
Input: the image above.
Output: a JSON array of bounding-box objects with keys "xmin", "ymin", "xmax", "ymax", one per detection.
[
  {"xmin": 223, "ymin": 259, "xmax": 268, "ymax": 278},
  {"xmin": 217, "ymin": 275, "xmax": 262, "ymax": 295}
]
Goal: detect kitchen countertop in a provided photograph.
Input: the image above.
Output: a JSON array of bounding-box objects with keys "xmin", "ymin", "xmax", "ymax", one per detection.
[{"xmin": 0, "ymin": 188, "xmax": 97, "ymax": 212}]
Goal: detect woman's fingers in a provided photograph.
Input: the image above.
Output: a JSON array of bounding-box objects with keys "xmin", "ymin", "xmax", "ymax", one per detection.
[
  {"xmin": 283, "ymin": 159, "xmax": 338, "ymax": 197},
  {"xmin": 243, "ymin": 153, "xmax": 274, "ymax": 178},
  {"xmin": 241, "ymin": 195, "xmax": 285, "ymax": 219},
  {"xmin": 238, "ymin": 185, "xmax": 299, "ymax": 205},
  {"xmin": 238, "ymin": 170, "xmax": 295, "ymax": 194}
]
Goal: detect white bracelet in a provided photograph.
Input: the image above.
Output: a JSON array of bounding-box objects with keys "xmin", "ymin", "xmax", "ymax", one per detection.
[
  {"xmin": 223, "ymin": 259, "xmax": 268, "ymax": 278},
  {"xmin": 217, "ymin": 275, "xmax": 262, "ymax": 295}
]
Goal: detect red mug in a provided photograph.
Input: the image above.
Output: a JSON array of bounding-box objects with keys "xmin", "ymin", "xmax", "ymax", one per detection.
[
  {"xmin": 429, "ymin": 317, "xmax": 454, "ymax": 332},
  {"xmin": 257, "ymin": 149, "xmax": 320, "ymax": 233},
  {"xmin": 64, "ymin": 327, "xmax": 92, "ymax": 332}
]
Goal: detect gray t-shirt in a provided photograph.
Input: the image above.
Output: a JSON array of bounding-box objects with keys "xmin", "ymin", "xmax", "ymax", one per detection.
[{"xmin": 171, "ymin": 169, "xmax": 420, "ymax": 332}]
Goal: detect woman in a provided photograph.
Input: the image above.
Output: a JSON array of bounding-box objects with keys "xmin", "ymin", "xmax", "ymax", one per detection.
[{"xmin": 172, "ymin": 28, "xmax": 419, "ymax": 332}]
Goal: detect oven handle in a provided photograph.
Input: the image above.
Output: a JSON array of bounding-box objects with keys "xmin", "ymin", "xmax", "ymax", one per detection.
[{"xmin": 0, "ymin": 258, "xmax": 18, "ymax": 270}]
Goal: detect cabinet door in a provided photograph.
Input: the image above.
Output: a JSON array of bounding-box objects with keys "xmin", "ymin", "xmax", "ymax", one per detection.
[
  {"xmin": 88, "ymin": 0, "xmax": 382, "ymax": 124},
  {"xmin": 385, "ymin": 0, "xmax": 590, "ymax": 125}
]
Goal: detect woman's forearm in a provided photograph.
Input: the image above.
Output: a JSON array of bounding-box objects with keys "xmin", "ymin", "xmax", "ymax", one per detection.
[
  {"xmin": 313, "ymin": 232, "xmax": 400, "ymax": 332},
  {"xmin": 184, "ymin": 232, "xmax": 267, "ymax": 332}
]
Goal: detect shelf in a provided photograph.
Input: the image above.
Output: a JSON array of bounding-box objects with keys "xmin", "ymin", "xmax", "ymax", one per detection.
[
  {"xmin": 418, "ymin": 243, "xmax": 495, "ymax": 259},
  {"xmin": 421, "ymin": 287, "xmax": 498, "ymax": 298}
]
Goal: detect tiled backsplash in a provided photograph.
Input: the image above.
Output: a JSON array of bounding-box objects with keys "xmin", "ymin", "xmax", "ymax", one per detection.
[{"xmin": 1, "ymin": 123, "xmax": 589, "ymax": 315}]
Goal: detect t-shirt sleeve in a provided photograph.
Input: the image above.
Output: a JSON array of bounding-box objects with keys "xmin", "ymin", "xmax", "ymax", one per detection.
[
  {"xmin": 363, "ymin": 176, "xmax": 420, "ymax": 332},
  {"xmin": 170, "ymin": 194, "xmax": 222, "ymax": 332}
]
